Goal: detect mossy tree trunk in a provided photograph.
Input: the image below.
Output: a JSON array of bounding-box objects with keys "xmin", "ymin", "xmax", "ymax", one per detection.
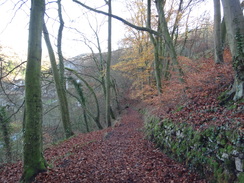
[
  {"xmin": 21, "ymin": 0, "xmax": 47, "ymax": 182},
  {"xmin": 154, "ymin": 38, "xmax": 163, "ymax": 94},
  {"xmin": 155, "ymin": 0, "xmax": 184, "ymax": 82},
  {"xmin": 221, "ymin": 17, "xmax": 227, "ymax": 49},
  {"xmin": 57, "ymin": 0, "xmax": 65, "ymax": 87},
  {"xmin": 221, "ymin": 0, "xmax": 244, "ymax": 101},
  {"xmin": 147, "ymin": 0, "xmax": 162, "ymax": 94},
  {"xmin": 67, "ymin": 71, "xmax": 103, "ymax": 130},
  {"xmin": 0, "ymin": 106, "xmax": 12, "ymax": 163},
  {"xmin": 43, "ymin": 23, "xmax": 74, "ymax": 138},
  {"xmin": 213, "ymin": 0, "xmax": 224, "ymax": 64},
  {"xmin": 57, "ymin": 0, "xmax": 74, "ymax": 138},
  {"xmin": 70, "ymin": 78, "xmax": 89, "ymax": 132},
  {"xmin": 106, "ymin": 0, "xmax": 112, "ymax": 127}
]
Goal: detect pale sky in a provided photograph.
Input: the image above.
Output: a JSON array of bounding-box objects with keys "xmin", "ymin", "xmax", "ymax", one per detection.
[
  {"xmin": 0, "ymin": 0, "xmax": 213, "ymax": 59},
  {"xmin": 0, "ymin": 0, "xmax": 128, "ymax": 59}
]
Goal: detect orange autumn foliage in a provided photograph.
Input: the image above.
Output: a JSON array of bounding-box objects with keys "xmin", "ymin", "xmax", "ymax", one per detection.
[{"xmin": 143, "ymin": 49, "xmax": 233, "ymax": 109}]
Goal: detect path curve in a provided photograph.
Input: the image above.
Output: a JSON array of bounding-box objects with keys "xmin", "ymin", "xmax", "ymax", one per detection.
[{"xmin": 34, "ymin": 107, "xmax": 206, "ymax": 183}]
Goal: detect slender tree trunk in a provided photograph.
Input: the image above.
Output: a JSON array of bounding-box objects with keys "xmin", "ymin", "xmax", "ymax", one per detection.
[
  {"xmin": 69, "ymin": 78, "xmax": 90, "ymax": 132},
  {"xmin": 147, "ymin": 0, "xmax": 162, "ymax": 94},
  {"xmin": 154, "ymin": 39, "xmax": 163, "ymax": 94},
  {"xmin": 57, "ymin": 0, "xmax": 74, "ymax": 137},
  {"xmin": 0, "ymin": 107, "xmax": 12, "ymax": 163},
  {"xmin": 111, "ymin": 78, "xmax": 121, "ymax": 114},
  {"xmin": 43, "ymin": 23, "xmax": 74, "ymax": 138},
  {"xmin": 21, "ymin": 0, "xmax": 47, "ymax": 182},
  {"xmin": 171, "ymin": 0, "xmax": 183, "ymax": 44},
  {"xmin": 155, "ymin": 0, "xmax": 185, "ymax": 82},
  {"xmin": 83, "ymin": 109, "xmax": 89, "ymax": 132},
  {"xmin": 221, "ymin": 17, "xmax": 227, "ymax": 49},
  {"xmin": 67, "ymin": 71, "xmax": 103, "ymax": 129},
  {"xmin": 106, "ymin": 0, "xmax": 112, "ymax": 127},
  {"xmin": 88, "ymin": 23, "xmax": 111, "ymax": 121},
  {"xmin": 213, "ymin": 0, "xmax": 224, "ymax": 63},
  {"xmin": 180, "ymin": 10, "xmax": 191, "ymax": 55},
  {"xmin": 221, "ymin": 0, "xmax": 244, "ymax": 101},
  {"xmin": 57, "ymin": 0, "xmax": 65, "ymax": 87}
]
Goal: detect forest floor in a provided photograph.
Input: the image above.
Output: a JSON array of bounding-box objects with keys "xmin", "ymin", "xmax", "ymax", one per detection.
[
  {"xmin": 1, "ymin": 50, "xmax": 243, "ymax": 182},
  {"xmin": 0, "ymin": 102, "xmax": 206, "ymax": 183}
]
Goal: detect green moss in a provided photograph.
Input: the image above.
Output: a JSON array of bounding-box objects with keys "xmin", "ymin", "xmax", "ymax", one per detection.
[
  {"xmin": 224, "ymin": 158, "xmax": 235, "ymax": 172},
  {"xmin": 217, "ymin": 134, "xmax": 228, "ymax": 146},
  {"xmin": 237, "ymin": 172, "xmax": 244, "ymax": 183},
  {"xmin": 217, "ymin": 90, "xmax": 229, "ymax": 101},
  {"xmin": 207, "ymin": 158, "xmax": 219, "ymax": 170},
  {"xmin": 214, "ymin": 166, "xmax": 224, "ymax": 182},
  {"xmin": 144, "ymin": 112, "xmax": 243, "ymax": 182},
  {"xmin": 173, "ymin": 105, "xmax": 184, "ymax": 113},
  {"xmin": 226, "ymin": 145, "xmax": 234, "ymax": 154},
  {"xmin": 225, "ymin": 130, "xmax": 233, "ymax": 140},
  {"xmin": 21, "ymin": 160, "xmax": 47, "ymax": 183},
  {"xmin": 201, "ymin": 147, "xmax": 207, "ymax": 153},
  {"xmin": 227, "ymin": 104, "xmax": 238, "ymax": 110}
]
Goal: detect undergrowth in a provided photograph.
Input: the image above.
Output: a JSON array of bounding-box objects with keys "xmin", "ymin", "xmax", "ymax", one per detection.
[{"xmin": 141, "ymin": 50, "xmax": 244, "ymax": 182}]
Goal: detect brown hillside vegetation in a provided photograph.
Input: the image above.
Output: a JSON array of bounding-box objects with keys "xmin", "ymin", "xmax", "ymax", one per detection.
[{"xmin": 136, "ymin": 49, "xmax": 243, "ymax": 130}]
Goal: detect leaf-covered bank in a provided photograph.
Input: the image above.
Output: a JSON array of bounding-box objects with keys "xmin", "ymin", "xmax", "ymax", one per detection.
[
  {"xmin": 144, "ymin": 112, "xmax": 244, "ymax": 183},
  {"xmin": 0, "ymin": 107, "xmax": 206, "ymax": 182}
]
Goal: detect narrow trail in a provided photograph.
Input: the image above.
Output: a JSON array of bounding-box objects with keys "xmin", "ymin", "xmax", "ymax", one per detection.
[
  {"xmin": 35, "ymin": 107, "xmax": 205, "ymax": 183},
  {"xmin": 0, "ymin": 107, "xmax": 206, "ymax": 183}
]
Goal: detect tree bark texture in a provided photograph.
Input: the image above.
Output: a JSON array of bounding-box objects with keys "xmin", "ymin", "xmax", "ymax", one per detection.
[
  {"xmin": 67, "ymin": 70, "xmax": 103, "ymax": 130},
  {"xmin": 213, "ymin": 0, "xmax": 224, "ymax": 63},
  {"xmin": 57, "ymin": 0, "xmax": 65, "ymax": 88},
  {"xmin": 147, "ymin": 0, "xmax": 162, "ymax": 94},
  {"xmin": 69, "ymin": 78, "xmax": 89, "ymax": 132},
  {"xmin": 43, "ymin": 23, "xmax": 74, "ymax": 138},
  {"xmin": 106, "ymin": 0, "xmax": 112, "ymax": 127},
  {"xmin": 221, "ymin": 0, "xmax": 244, "ymax": 101},
  {"xmin": 155, "ymin": 0, "xmax": 185, "ymax": 82},
  {"xmin": 21, "ymin": 0, "xmax": 47, "ymax": 182},
  {"xmin": 0, "ymin": 107, "xmax": 12, "ymax": 163}
]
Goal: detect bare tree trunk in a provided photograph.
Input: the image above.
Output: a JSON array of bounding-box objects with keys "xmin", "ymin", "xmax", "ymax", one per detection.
[
  {"xmin": 57, "ymin": 0, "xmax": 74, "ymax": 137},
  {"xmin": 43, "ymin": 23, "xmax": 74, "ymax": 138},
  {"xmin": 221, "ymin": 0, "xmax": 244, "ymax": 101},
  {"xmin": 0, "ymin": 107, "xmax": 12, "ymax": 163},
  {"xmin": 67, "ymin": 70, "xmax": 103, "ymax": 130},
  {"xmin": 21, "ymin": 0, "xmax": 47, "ymax": 182},
  {"xmin": 57, "ymin": 0, "xmax": 65, "ymax": 87},
  {"xmin": 213, "ymin": 0, "xmax": 224, "ymax": 63},
  {"xmin": 85, "ymin": 18, "xmax": 112, "ymax": 121},
  {"xmin": 69, "ymin": 78, "xmax": 90, "ymax": 132},
  {"xmin": 155, "ymin": 0, "xmax": 185, "ymax": 82},
  {"xmin": 221, "ymin": 17, "xmax": 227, "ymax": 49},
  {"xmin": 147, "ymin": 0, "xmax": 162, "ymax": 94},
  {"xmin": 106, "ymin": 0, "xmax": 112, "ymax": 127},
  {"xmin": 171, "ymin": 0, "xmax": 183, "ymax": 44},
  {"xmin": 154, "ymin": 39, "xmax": 163, "ymax": 94}
]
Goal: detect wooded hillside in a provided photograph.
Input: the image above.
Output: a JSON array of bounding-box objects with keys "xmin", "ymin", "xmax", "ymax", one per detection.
[{"xmin": 0, "ymin": 0, "xmax": 243, "ymax": 182}]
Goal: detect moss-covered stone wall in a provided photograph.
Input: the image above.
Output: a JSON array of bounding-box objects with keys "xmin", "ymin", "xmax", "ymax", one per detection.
[{"xmin": 144, "ymin": 113, "xmax": 244, "ymax": 183}]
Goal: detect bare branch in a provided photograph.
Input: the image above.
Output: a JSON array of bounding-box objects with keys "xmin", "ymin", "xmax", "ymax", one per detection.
[
  {"xmin": 0, "ymin": 80, "xmax": 15, "ymax": 105},
  {"xmin": 0, "ymin": 61, "xmax": 26, "ymax": 80},
  {"xmin": 43, "ymin": 105, "xmax": 59, "ymax": 116},
  {"xmin": 3, "ymin": 100, "xmax": 25, "ymax": 123},
  {"xmin": 72, "ymin": 0, "xmax": 160, "ymax": 36},
  {"xmin": 1, "ymin": 0, "xmax": 29, "ymax": 35}
]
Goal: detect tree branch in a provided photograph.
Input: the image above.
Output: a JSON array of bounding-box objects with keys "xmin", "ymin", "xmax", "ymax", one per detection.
[
  {"xmin": 0, "ymin": 61, "xmax": 27, "ymax": 80},
  {"xmin": 72, "ymin": 0, "xmax": 160, "ymax": 36}
]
